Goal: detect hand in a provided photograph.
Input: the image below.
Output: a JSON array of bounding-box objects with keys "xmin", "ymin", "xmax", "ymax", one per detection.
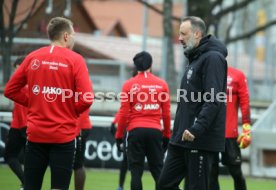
[
  {"xmin": 162, "ymin": 137, "xmax": 170, "ymax": 152},
  {"xmin": 237, "ymin": 133, "xmax": 251, "ymax": 148},
  {"xmin": 109, "ymin": 123, "xmax": 116, "ymax": 136},
  {"xmin": 116, "ymin": 138, "xmax": 124, "ymax": 152},
  {"xmin": 241, "ymin": 123, "xmax": 251, "ymax": 134},
  {"xmin": 237, "ymin": 123, "xmax": 251, "ymax": 149},
  {"xmin": 182, "ymin": 129, "xmax": 195, "ymax": 142},
  {"xmin": 237, "ymin": 123, "xmax": 251, "ymax": 141}
]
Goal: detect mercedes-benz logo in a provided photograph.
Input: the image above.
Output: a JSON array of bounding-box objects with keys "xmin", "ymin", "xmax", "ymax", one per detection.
[
  {"xmin": 31, "ymin": 59, "xmax": 40, "ymax": 70},
  {"xmin": 131, "ymin": 84, "xmax": 140, "ymax": 93}
]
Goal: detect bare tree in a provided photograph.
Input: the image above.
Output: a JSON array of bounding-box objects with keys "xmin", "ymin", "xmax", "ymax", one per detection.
[
  {"xmin": 0, "ymin": 0, "xmax": 38, "ymax": 84},
  {"xmin": 136, "ymin": 0, "xmax": 276, "ymax": 44},
  {"xmin": 137, "ymin": 0, "xmax": 178, "ymax": 94},
  {"xmin": 225, "ymin": 19, "xmax": 276, "ymax": 44},
  {"xmin": 136, "ymin": 0, "xmax": 181, "ymax": 22},
  {"xmin": 163, "ymin": 0, "xmax": 177, "ymax": 95}
]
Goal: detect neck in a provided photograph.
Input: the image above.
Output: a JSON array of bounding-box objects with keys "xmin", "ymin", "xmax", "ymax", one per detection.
[
  {"xmin": 138, "ymin": 68, "xmax": 151, "ymax": 73},
  {"xmin": 51, "ymin": 41, "xmax": 66, "ymax": 48}
]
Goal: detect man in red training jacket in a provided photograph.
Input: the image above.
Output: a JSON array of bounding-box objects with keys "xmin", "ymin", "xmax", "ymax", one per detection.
[
  {"xmin": 209, "ymin": 66, "xmax": 251, "ymax": 190},
  {"xmin": 4, "ymin": 17, "xmax": 93, "ymax": 190},
  {"xmin": 115, "ymin": 51, "xmax": 171, "ymax": 190}
]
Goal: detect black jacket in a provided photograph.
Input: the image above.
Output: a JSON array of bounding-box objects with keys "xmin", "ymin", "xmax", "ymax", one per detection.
[{"xmin": 170, "ymin": 35, "xmax": 227, "ymax": 152}]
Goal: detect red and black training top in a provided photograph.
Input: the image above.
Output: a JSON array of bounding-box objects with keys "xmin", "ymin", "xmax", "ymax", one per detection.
[
  {"xmin": 116, "ymin": 72, "xmax": 171, "ymax": 139},
  {"xmin": 4, "ymin": 45, "xmax": 94, "ymax": 143},
  {"xmin": 226, "ymin": 67, "xmax": 251, "ymax": 138}
]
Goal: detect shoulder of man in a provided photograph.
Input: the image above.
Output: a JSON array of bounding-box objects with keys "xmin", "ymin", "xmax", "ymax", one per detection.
[{"xmin": 203, "ymin": 50, "xmax": 225, "ymax": 60}]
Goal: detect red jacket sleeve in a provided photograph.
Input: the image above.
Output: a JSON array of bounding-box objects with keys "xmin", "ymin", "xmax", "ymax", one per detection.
[
  {"xmin": 74, "ymin": 56, "xmax": 94, "ymax": 114},
  {"xmin": 11, "ymin": 102, "xmax": 28, "ymax": 128},
  {"xmin": 237, "ymin": 72, "xmax": 251, "ymax": 125},
  {"xmin": 115, "ymin": 82, "xmax": 130, "ymax": 139},
  {"xmin": 4, "ymin": 58, "xmax": 28, "ymax": 106},
  {"xmin": 161, "ymin": 82, "xmax": 171, "ymax": 138},
  {"xmin": 113, "ymin": 111, "xmax": 120, "ymax": 124}
]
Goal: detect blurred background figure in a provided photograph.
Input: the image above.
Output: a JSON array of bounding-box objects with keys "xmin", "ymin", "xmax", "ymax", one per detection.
[
  {"xmin": 110, "ymin": 112, "xmax": 128, "ymax": 190},
  {"xmin": 74, "ymin": 108, "xmax": 92, "ymax": 190},
  {"xmin": 4, "ymin": 56, "xmax": 28, "ymax": 190},
  {"xmin": 209, "ymin": 66, "xmax": 252, "ymax": 190},
  {"xmin": 110, "ymin": 67, "xmax": 138, "ymax": 190}
]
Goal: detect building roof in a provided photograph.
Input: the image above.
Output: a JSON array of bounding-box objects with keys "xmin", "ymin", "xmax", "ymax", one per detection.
[
  {"xmin": 75, "ymin": 33, "xmax": 183, "ymax": 71},
  {"xmin": 81, "ymin": 0, "xmax": 183, "ymax": 38},
  {"xmin": 95, "ymin": 19, "xmax": 128, "ymax": 37},
  {"xmin": 3, "ymin": 0, "xmax": 44, "ymax": 27},
  {"xmin": 75, "ymin": 33, "xmax": 276, "ymax": 81}
]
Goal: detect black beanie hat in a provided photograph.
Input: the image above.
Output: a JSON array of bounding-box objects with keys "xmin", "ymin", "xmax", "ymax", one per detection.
[{"xmin": 133, "ymin": 51, "xmax": 152, "ymax": 71}]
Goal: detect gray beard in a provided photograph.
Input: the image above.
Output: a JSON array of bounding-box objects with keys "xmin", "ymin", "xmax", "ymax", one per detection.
[{"xmin": 183, "ymin": 35, "xmax": 196, "ymax": 54}]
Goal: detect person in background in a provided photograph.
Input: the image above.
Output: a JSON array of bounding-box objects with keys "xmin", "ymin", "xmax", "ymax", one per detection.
[
  {"xmin": 4, "ymin": 17, "xmax": 93, "ymax": 190},
  {"xmin": 110, "ymin": 112, "xmax": 128, "ymax": 190},
  {"xmin": 158, "ymin": 16, "xmax": 228, "ymax": 190},
  {"xmin": 116, "ymin": 51, "xmax": 171, "ymax": 190},
  {"xmin": 74, "ymin": 108, "xmax": 92, "ymax": 190},
  {"xmin": 110, "ymin": 68, "xmax": 138, "ymax": 190},
  {"xmin": 209, "ymin": 66, "xmax": 251, "ymax": 190},
  {"xmin": 4, "ymin": 56, "xmax": 28, "ymax": 190}
]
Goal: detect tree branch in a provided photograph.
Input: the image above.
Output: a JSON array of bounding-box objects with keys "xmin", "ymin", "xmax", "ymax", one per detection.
[
  {"xmin": 226, "ymin": 19, "xmax": 276, "ymax": 44},
  {"xmin": 136, "ymin": 0, "xmax": 181, "ymax": 22},
  {"xmin": 225, "ymin": 13, "xmax": 235, "ymax": 43},
  {"xmin": 8, "ymin": 0, "xmax": 19, "ymax": 43},
  {"xmin": 224, "ymin": 0, "xmax": 237, "ymax": 42},
  {"xmin": 206, "ymin": 0, "xmax": 223, "ymax": 33},
  {"xmin": 210, "ymin": 0, "xmax": 223, "ymax": 11},
  {"xmin": 0, "ymin": 0, "xmax": 5, "ymax": 45},
  {"xmin": 214, "ymin": 0, "xmax": 255, "ymax": 18},
  {"xmin": 14, "ymin": 0, "xmax": 38, "ymax": 35}
]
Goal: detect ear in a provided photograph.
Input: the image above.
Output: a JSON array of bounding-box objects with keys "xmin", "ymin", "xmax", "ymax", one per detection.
[
  {"xmin": 194, "ymin": 31, "xmax": 201, "ymax": 39},
  {"xmin": 64, "ymin": 32, "xmax": 69, "ymax": 42}
]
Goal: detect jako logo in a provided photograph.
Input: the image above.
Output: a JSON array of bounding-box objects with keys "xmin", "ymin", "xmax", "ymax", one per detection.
[
  {"xmin": 32, "ymin": 85, "xmax": 40, "ymax": 95},
  {"xmin": 42, "ymin": 86, "xmax": 63, "ymax": 95},
  {"xmin": 144, "ymin": 104, "xmax": 159, "ymax": 110},
  {"xmin": 134, "ymin": 103, "xmax": 143, "ymax": 111}
]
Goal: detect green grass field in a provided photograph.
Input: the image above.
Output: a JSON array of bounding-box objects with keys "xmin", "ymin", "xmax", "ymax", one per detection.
[{"xmin": 0, "ymin": 165, "xmax": 275, "ymax": 190}]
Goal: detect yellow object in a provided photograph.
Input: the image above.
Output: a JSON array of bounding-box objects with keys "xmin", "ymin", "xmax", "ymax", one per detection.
[
  {"xmin": 256, "ymin": 9, "xmax": 266, "ymax": 62},
  {"xmin": 237, "ymin": 123, "xmax": 251, "ymax": 149},
  {"xmin": 242, "ymin": 123, "xmax": 251, "ymax": 133}
]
